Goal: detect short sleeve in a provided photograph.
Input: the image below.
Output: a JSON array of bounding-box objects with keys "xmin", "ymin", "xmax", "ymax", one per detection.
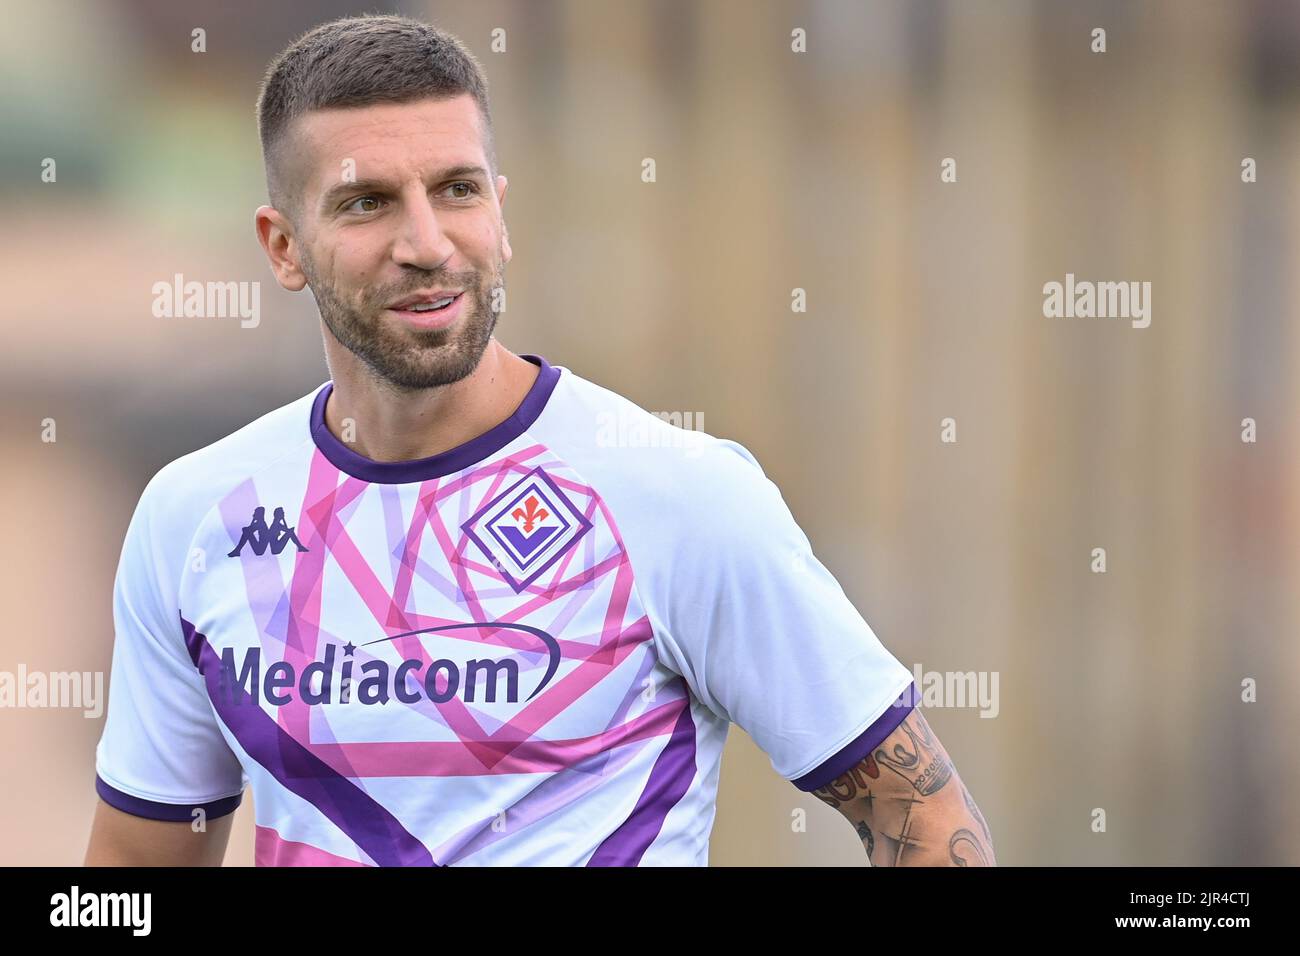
[
  {"xmin": 94, "ymin": 473, "xmax": 245, "ymax": 821},
  {"xmin": 649, "ymin": 440, "xmax": 917, "ymax": 792}
]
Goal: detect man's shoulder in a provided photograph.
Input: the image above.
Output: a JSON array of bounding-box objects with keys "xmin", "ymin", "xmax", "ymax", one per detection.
[
  {"xmin": 541, "ymin": 365, "xmax": 812, "ymax": 621},
  {"xmin": 138, "ymin": 382, "xmax": 323, "ymax": 529},
  {"xmin": 539, "ymin": 364, "xmax": 773, "ymax": 525}
]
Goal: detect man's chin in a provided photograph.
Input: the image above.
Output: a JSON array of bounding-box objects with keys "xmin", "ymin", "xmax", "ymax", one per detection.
[{"xmin": 363, "ymin": 334, "xmax": 492, "ymax": 390}]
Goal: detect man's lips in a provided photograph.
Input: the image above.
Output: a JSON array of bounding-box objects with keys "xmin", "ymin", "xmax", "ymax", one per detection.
[
  {"xmin": 386, "ymin": 291, "xmax": 466, "ymax": 329},
  {"xmin": 386, "ymin": 290, "xmax": 463, "ymax": 310}
]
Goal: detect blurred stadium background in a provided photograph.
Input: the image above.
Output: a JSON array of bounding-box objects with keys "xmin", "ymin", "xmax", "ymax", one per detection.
[{"xmin": 1, "ymin": 0, "xmax": 1298, "ymax": 865}]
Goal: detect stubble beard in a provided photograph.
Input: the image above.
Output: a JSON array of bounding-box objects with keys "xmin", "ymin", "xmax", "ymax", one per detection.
[{"xmin": 304, "ymin": 253, "xmax": 503, "ymax": 392}]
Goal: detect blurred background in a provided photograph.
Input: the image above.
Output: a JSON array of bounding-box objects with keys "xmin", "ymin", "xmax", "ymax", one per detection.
[{"xmin": 2, "ymin": 0, "xmax": 1297, "ymax": 866}]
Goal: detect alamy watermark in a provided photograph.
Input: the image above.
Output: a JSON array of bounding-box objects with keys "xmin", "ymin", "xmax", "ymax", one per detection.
[
  {"xmin": 0, "ymin": 665, "xmax": 103, "ymax": 717},
  {"xmin": 908, "ymin": 663, "xmax": 999, "ymax": 718},
  {"xmin": 50, "ymin": 886, "xmax": 150, "ymax": 936},
  {"xmin": 595, "ymin": 408, "xmax": 708, "ymax": 456},
  {"xmin": 152, "ymin": 273, "xmax": 260, "ymax": 328},
  {"xmin": 1043, "ymin": 273, "xmax": 1151, "ymax": 329}
]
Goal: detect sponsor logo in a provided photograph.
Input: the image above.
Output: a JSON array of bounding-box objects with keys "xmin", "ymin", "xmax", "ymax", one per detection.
[{"xmin": 217, "ymin": 622, "xmax": 561, "ymax": 707}]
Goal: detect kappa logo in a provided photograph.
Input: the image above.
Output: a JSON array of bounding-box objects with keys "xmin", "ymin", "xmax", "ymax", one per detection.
[
  {"xmin": 228, "ymin": 505, "xmax": 309, "ymax": 557},
  {"xmin": 462, "ymin": 467, "xmax": 591, "ymax": 592}
]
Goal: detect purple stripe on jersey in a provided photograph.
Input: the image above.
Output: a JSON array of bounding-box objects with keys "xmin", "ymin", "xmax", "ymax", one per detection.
[
  {"xmin": 95, "ymin": 774, "xmax": 242, "ymax": 822},
  {"xmin": 309, "ymin": 353, "xmax": 561, "ymax": 484},
  {"xmin": 791, "ymin": 682, "xmax": 919, "ymax": 792},
  {"xmin": 586, "ymin": 693, "xmax": 697, "ymax": 866},
  {"xmin": 180, "ymin": 616, "xmax": 436, "ymax": 867}
]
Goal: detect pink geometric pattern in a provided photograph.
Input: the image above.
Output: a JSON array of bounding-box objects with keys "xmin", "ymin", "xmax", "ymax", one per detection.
[
  {"xmin": 255, "ymin": 825, "xmax": 368, "ymax": 866},
  {"xmin": 214, "ymin": 439, "xmax": 689, "ymax": 863}
]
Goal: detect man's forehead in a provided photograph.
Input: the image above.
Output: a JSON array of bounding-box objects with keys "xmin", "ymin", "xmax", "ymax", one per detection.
[{"xmin": 290, "ymin": 96, "xmax": 486, "ymax": 191}]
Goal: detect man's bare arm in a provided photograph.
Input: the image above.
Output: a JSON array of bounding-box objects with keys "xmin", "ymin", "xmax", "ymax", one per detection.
[
  {"xmin": 84, "ymin": 798, "xmax": 235, "ymax": 866},
  {"xmin": 810, "ymin": 708, "xmax": 996, "ymax": 866}
]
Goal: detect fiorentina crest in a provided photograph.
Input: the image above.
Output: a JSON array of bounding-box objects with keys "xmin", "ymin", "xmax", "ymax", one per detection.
[{"xmin": 461, "ymin": 467, "xmax": 592, "ymax": 593}]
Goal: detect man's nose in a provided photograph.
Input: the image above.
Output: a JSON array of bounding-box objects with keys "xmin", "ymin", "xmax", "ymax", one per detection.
[{"xmin": 392, "ymin": 196, "xmax": 454, "ymax": 269}]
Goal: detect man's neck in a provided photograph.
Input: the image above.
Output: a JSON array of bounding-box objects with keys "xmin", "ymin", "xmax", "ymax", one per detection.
[{"xmin": 320, "ymin": 339, "xmax": 539, "ymax": 464}]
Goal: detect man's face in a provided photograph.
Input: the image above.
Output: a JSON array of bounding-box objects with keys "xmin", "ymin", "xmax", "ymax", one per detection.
[{"xmin": 281, "ymin": 94, "xmax": 510, "ymax": 390}]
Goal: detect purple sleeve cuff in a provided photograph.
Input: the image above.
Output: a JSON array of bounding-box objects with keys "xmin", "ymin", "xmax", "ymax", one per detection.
[
  {"xmin": 95, "ymin": 774, "xmax": 243, "ymax": 822},
  {"xmin": 791, "ymin": 682, "xmax": 918, "ymax": 791}
]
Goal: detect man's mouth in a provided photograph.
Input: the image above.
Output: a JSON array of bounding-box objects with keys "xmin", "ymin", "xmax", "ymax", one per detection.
[
  {"xmin": 388, "ymin": 291, "xmax": 463, "ymax": 312},
  {"xmin": 386, "ymin": 291, "xmax": 466, "ymax": 329},
  {"xmin": 405, "ymin": 294, "xmax": 459, "ymax": 313}
]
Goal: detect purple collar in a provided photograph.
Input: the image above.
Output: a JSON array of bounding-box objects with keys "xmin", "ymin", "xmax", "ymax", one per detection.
[{"xmin": 310, "ymin": 353, "xmax": 560, "ymax": 484}]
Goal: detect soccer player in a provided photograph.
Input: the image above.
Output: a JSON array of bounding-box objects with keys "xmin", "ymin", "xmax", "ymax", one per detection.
[{"xmin": 84, "ymin": 14, "xmax": 994, "ymax": 867}]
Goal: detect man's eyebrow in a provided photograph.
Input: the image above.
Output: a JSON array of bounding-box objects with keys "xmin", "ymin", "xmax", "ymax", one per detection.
[{"xmin": 318, "ymin": 166, "xmax": 490, "ymax": 209}]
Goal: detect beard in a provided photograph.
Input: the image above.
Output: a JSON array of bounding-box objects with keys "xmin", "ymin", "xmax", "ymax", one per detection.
[{"xmin": 302, "ymin": 252, "xmax": 503, "ymax": 392}]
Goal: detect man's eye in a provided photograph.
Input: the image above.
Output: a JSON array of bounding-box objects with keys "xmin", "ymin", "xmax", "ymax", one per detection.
[
  {"xmin": 446, "ymin": 182, "xmax": 477, "ymax": 199},
  {"xmin": 344, "ymin": 196, "xmax": 382, "ymax": 213}
]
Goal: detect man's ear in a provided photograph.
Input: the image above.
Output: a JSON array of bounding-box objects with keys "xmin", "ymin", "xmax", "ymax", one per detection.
[
  {"xmin": 255, "ymin": 205, "xmax": 308, "ymax": 292},
  {"xmin": 496, "ymin": 174, "xmax": 512, "ymax": 264}
]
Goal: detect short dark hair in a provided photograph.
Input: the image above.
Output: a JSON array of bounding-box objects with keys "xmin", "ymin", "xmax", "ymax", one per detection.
[{"xmin": 255, "ymin": 14, "xmax": 496, "ymax": 216}]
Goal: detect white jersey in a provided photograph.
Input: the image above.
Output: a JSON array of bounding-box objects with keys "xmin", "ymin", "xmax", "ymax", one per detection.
[{"xmin": 95, "ymin": 354, "xmax": 916, "ymax": 866}]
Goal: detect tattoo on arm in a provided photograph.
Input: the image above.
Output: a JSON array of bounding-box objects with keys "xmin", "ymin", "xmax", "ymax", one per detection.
[
  {"xmin": 810, "ymin": 710, "xmax": 995, "ymax": 865},
  {"xmin": 809, "ymin": 756, "xmax": 877, "ymax": 810},
  {"xmin": 872, "ymin": 710, "xmax": 953, "ymax": 796},
  {"xmin": 948, "ymin": 827, "xmax": 991, "ymax": 866},
  {"xmin": 855, "ymin": 821, "xmax": 874, "ymax": 856},
  {"xmin": 961, "ymin": 781, "xmax": 992, "ymax": 843}
]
